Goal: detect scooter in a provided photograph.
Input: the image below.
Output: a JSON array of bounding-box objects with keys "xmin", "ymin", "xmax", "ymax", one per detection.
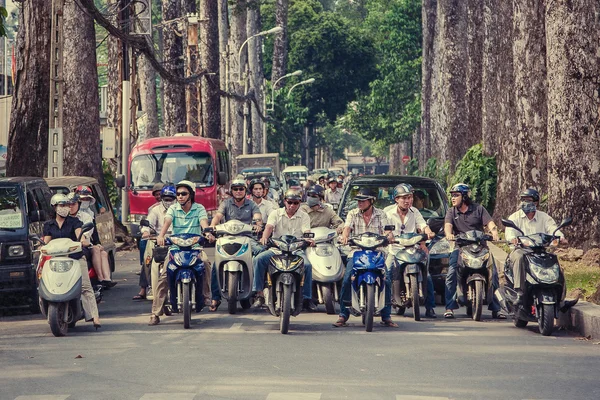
[
  {"xmin": 264, "ymin": 234, "xmax": 312, "ymax": 334},
  {"xmin": 455, "ymin": 230, "xmax": 496, "ymax": 321},
  {"xmin": 209, "ymin": 220, "xmax": 256, "ymax": 314},
  {"xmin": 305, "ymin": 227, "xmax": 344, "ymax": 314},
  {"xmin": 33, "ymin": 223, "xmax": 95, "ymax": 337},
  {"xmin": 499, "ymin": 217, "xmax": 572, "ymax": 336},
  {"xmin": 348, "ymin": 231, "xmax": 391, "ymax": 332},
  {"xmin": 391, "ymin": 232, "xmax": 428, "ymax": 321}
]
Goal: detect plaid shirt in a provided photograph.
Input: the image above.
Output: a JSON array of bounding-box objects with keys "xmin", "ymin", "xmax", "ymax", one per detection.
[{"xmin": 344, "ymin": 207, "xmax": 390, "ymax": 236}]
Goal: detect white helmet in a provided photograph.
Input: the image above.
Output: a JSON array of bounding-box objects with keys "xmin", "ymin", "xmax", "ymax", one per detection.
[
  {"xmin": 176, "ymin": 180, "xmax": 196, "ymax": 203},
  {"xmin": 50, "ymin": 193, "xmax": 69, "ymax": 206}
]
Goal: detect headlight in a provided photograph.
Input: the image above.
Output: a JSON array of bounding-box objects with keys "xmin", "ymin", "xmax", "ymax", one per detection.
[
  {"xmin": 8, "ymin": 245, "xmax": 25, "ymax": 257},
  {"xmin": 170, "ymin": 236, "xmax": 200, "ymax": 247},
  {"xmin": 529, "ymin": 263, "xmax": 560, "ymax": 284},
  {"xmin": 315, "ymin": 246, "xmax": 334, "ymax": 257},
  {"xmin": 174, "ymin": 252, "xmax": 185, "ymax": 266},
  {"xmin": 288, "ymin": 242, "xmax": 303, "ymax": 253},
  {"xmin": 49, "ymin": 260, "xmax": 74, "ymax": 273},
  {"xmin": 519, "ymin": 237, "xmax": 536, "ymax": 247},
  {"xmin": 430, "ymin": 239, "xmax": 451, "ymax": 255},
  {"xmin": 356, "ymin": 237, "xmax": 385, "ymax": 248},
  {"xmin": 461, "ymin": 252, "xmax": 489, "ymax": 269},
  {"xmin": 225, "ymin": 223, "xmax": 246, "ymax": 234}
]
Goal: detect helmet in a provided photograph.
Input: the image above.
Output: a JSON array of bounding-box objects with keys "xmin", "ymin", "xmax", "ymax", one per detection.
[
  {"xmin": 260, "ymin": 176, "xmax": 270, "ymax": 184},
  {"xmin": 519, "ymin": 188, "xmax": 540, "ymax": 202},
  {"xmin": 249, "ymin": 178, "xmax": 265, "ymax": 190},
  {"xmin": 336, "ymin": 178, "xmax": 344, "ymax": 184},
  {"xmin": 75, "ymin": 185, "xmax": 92, "ymax": 196},
  {"xmin": 327, "ymin": 177, "xmax": 337, "ymax": 184},
  {"xmin": 152, "ymin": 182, "xmax": 165, "ymax": 194},
  {"xmin": 307, "ymin": 185, "xmax": 325, "ymax": 199},
  {"xmin": 51, "ymin": 193, "xmax": 70, "ymax": 206},
  {"xmin": 66, "ymin": 192, "xmax": 80, "ymax": 204},
  {"xmin": 449, "ymin": 183, "xmax": 471, "ymax": 202},
  {"xmin": 176, "ymin": 180, "xmax": 196, "ymax": 203},
  {"xmin": 231, "ymin": 179, "xmax": 247, "ymax": 191},
  {"xmin": 393, "ymin": 183, "xmax": 414, "ymax": 198},
  {"xmin": 284, "ymin": 189, "xmax": 302, "ymax": 202},
  {"xmin": 160, "ymin": 185, "xmax": 176, "ymax": 199},
  {"xmin": 354, "ymin": 187, "xmax": 377, "ymax": 202}
]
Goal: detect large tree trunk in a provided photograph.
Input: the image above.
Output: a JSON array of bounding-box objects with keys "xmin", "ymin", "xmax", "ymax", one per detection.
[
  {"xmin": 61, "ymin": 1, "xmax": 103, "ymax": 183},
  {"xmin": 545, "ymin": 0, "xmax": 600, "ymax": 248},
  {"xmin": 106, "ymin": 1, "xmax": 122, "ymax": 142},
  {"xmin": 138, "ymin": 54, "xmax": 159, "ymax": 139},
  {"xmin": 229, "ymin": 1, "xmax": 247, "ymax": 172},
  {"xmin": 200, "ymin": 0, "xmax": 222, "ymax": 139},
  {"xmin": 418, "ymin": 0, "xmax": 437, "ymax": 170},
  {"xmin": 481, "ymin": 0, "xmax": 518, "ymax": 222},
  {"xmin": 465, "ymin": 0, "xmax": 483, "ymax": 149},
  {"xmin": 218, "ymin": 0, "xmax": 229, "ymax": 143},
  {"xmin": 162, "ymin": 0, "xmax": 186, "ymax": 135},
  {"xmin": 247, "ymin": 1, "xmax": 264, "ymax": 153},
  {"xmin": 271, "ymin": 0, "xmax": 289, "ymax": 86},
  {"xmin": 6, "ymin": 0, "xmax": 51, "ymax": 177},
  {"xmin": 183, "ymin": 0, "xmax": 200, "ymax": 135},
  {"xmin": 512, "ymin": 0, "xmax": 548, "ymax": 192}
]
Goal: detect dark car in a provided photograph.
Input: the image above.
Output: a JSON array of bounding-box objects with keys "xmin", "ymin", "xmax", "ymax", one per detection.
[
  {"xmin": 0, "ymin": 177, "xmax": 54, "ymax": 312},
  {"xmin": 337, "ymin": 175, "xmax": 451, "ymax": 300}
]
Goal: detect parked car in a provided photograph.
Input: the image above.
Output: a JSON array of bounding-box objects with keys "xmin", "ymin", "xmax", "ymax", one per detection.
[
  {"xmin": 337, "ymin": 175, "xmax": 450, "ymax": 298},
  {"xmin": 0, "ymin": 177, "xmax": 54, "ymax": 312},
  {"xmin": 45, "ymin": 176, "xmax": 117, "ymax": 274}
]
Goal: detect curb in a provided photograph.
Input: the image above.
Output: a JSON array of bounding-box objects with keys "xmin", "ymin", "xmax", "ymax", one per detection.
[{"xmin": 489, "ymin": 243, "xmax": 600, "ymax": 339}]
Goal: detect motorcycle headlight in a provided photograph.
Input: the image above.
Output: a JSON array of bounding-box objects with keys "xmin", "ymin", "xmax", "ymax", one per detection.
[
  {"xmin": 49, "ymin": 260, "xmax": 74, "ymax": 273},
  {"xmin": 529, "ymin": 263, "xmax": 560, "ymax": 284},
  {"xmin": 461, "ymin": 252, "xmax": 489, "ymax": 269},
  {"xmin": 315, "ymin": 246, "xmax": 334, "ymax": 257},
  {"xmin": 288, "ymin": 242, "xmax": 303, "ymax": 253},
  {"xmin": 174, "ymin": 252, "xmax": 185, "ymax": 266},
  {"xmin": 170, "ymin": 236, "xmax": 200, "ymax": 247},
  {"xmin": 429, "ymin": 238, "xmax": 451, "ymax": 255}
]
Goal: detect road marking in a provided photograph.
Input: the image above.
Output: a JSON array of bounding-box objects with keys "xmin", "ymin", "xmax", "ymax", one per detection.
[
  {"xmin": 14, "ymin": 396, "xmax": 70, "ymax": 400},
  {"xmin": 396, "ymin": 396, "xmax": 449, "ymax": 400},
  {"xmin": 266, "ymin": 394, "xmax": 321, "ymax": 400},
  {"xmin": 230, "ymin": 323, "xmax": 243, "ymax": 329},
  {"xmin": 139, "ymin": 394, "xmax": 196, "ymax": 400}
]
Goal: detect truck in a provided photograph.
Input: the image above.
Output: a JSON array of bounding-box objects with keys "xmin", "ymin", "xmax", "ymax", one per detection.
[{"xmin": 235, "ymin": 153, "xmax": 280, "ymax": 177}]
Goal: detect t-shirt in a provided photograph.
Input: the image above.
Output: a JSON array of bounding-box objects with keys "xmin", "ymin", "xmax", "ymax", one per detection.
[
  {"xmin": 266, "ymin": 208, "xmax": 311, "ymax": 239},
  {"xmin": 166, "ymin": 203, "xmax": 208, "ymax": 234},
  {"xmin": 444, "ymin": 203, "xmax": 492, "ymax": 234},
  {"xmin": 43, "ymin": 216, "xmax": 83, "ymax": 241},
  {"xmin": 217, "ymin": 197, "xmax": 260, "ymax": 225}
]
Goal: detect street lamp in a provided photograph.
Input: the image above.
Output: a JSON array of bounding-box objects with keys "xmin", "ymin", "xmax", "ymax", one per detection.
[
  {"xmin": 287, "ymin": 78, "xmax": 315, "ymax": 98},
  {"xmin": 238, "ymin": 26, "xmax": 283, "ymax": 81},
  {"xmin": 269, "ymin": 70, "xmax": 302, "ymax": 111}
]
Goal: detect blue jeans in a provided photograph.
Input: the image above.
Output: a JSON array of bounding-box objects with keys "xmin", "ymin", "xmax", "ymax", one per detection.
[
  {"xmin": 445, "ymin": 249, "xmax": 501, "ymax": 311},
  {"xmin": 426, "ymin": 275, "xmax": 436, "ymax": 310},
  {"xmin": 138, "ymin": 239, "xmax": 149, "ymax": 287},
  {"xmin": 339, "ymin": 255, "xmax": 392, "ymax": 321},
  {"xmin": 212, "ymin": 240, "xmax": 264, "ymax": 301},
  {"xmin": 252, "ymin": 249, "xmax": 312, "ymax": 299}
]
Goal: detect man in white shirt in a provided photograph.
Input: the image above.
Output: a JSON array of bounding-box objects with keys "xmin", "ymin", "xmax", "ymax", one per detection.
[
  {"xmin": 505, "ymin": 188, "xmax": 567, "ymax": 304},
  {"xmin": 253, "ymin": 189, "xmax": 316, "ymax": 311},
  {"xmin": 324, "ymin": 177, "xmax": 343, "ymax": 207},
  {"xmin": 249, "ymin": 179, "xmax": 276, "ymax": 224}
]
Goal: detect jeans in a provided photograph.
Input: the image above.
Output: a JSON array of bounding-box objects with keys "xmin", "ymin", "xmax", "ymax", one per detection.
[
  {"xmin": 139, "ymin": 239, "xmax": 149, "ymax": 288},
  {"xmin": 445, "ymin": 248, "xmax": 501, "ymax": 312},
  {"xmin": 386, "ymin": 253, "xmax": 436, "ymax": 311},
  {"xmin": 339, "ymin": 254, "xmax": 392, "ymax": 321},
  {"xmin": 212, "ymin": 240, "xmax": 265, "ymax": 301},
  {"xmin": 252, "ymin": 249, "xmax": 312, "ymax": 299}
]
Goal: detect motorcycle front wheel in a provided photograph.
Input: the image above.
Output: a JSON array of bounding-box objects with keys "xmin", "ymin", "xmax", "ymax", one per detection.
[
  {"xmin": 471, "ymin": 280, "xmax": 483, "ymax": 321},
  {"xmin": 365, "ymin": 283, "xmax": 375, "ymax": 332},
  {"xmin": 48, "ymin": 302, "xmax": 68, "ymax": 337},
  {"xmin": 410, "ymin": 275, "xmax": 421, "ymax": 321},
  {"xmin": 538, "ymin": 303, "xmax": 554, "ymax": 336},
  {"xmin": 182, "ymin": 282, "xmax": 192, "ymax": 329},
  {"xmin": 280, "ymin": 284, "xmax": 292, "ymax": 334},
  {"xmin": 322, "ymin": 284, "xmax": 336, "ymax": 315},
  {"xmin": 227, "ymin": 272, "xmax": 239, "ymax": 315}
]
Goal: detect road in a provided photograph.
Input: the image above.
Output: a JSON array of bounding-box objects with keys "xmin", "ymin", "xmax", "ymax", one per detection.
[{"xmin": 0, "ymin": 250, "xmax": 598, "ymax": 400}]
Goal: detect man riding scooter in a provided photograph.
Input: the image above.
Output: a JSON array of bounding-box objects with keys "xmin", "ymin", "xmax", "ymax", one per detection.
[{"xmin": 301, "ymin": 187, "xmax": 344, "ymax": 231}]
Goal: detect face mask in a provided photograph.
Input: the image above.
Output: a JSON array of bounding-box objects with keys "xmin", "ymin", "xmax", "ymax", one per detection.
[
  {"xmin": 307, "ymin": 197, "xmax": 320, "ymax": 207},
  {"xmin": 520, "ymin": 201, "xmax": 536, "ymax": 214},
  {"xmin": 56, "ymin": 206, "xmax": 70, "ymax": 218},
  {"xmin": 162, "ymin": 199, "xmax": 175, "ymax": 209},
  {"xmin": 80, "ymin": 201, "xmax": 90, "ymax": 210}
]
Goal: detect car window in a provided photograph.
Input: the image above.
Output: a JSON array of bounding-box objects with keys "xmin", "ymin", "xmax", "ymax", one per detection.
[
  {"xmin": 34, "ymin": 187, "xmax": 53, "ymax": 216},
  {"xmin": 50, "ymin": 186, "xmax": 70, "ymax": 195},
  {"xmin": 0, "ymin": 187, "xmax": 25, "ymax": 229},
  {"xmin": 90, "ymin": 184, "xmax": 106, "ymax": 215}
]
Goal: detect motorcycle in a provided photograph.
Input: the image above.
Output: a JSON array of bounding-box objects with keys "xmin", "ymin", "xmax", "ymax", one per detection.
[
  {"xmin": 209, "ymin": 220, "xmax": 256, "ymax": 314},
  {"xmin": 455, "ymin": 230, "xmax": 496, "ymax": 321},
  {"xmin": 264, "ymin": 234, "xmax": 312, "ymax": 334},
  {"xmin": 305, "ymin": 227, "xmax": 344, "ymax": 314},
  {"xmin": 391, "ymin": 232, "xmax": 428, "ymax": 321},
  {"xmin": 499, "ymin": 217, "xmax": 572, "ymax": 336},
  {"xmin": 347, "ymin": 230, "xmax": 391, "ymax": 332},
  {"xmin": 33, "ymin": 223, "xmax": 95, "ymax": 337}
]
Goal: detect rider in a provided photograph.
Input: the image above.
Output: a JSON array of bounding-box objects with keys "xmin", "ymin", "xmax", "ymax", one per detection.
[
  {"xmin": 334, "ymin": 187, "xmax": 398, "ymax": 328},
  {"xmin": 249, "ymin": 179, "xmax": 276, "ymax": 224},
  {"xmin": 143, "ymin": 185, "xmax": 176, "ymax": 325},
  {"xmin": 43, "ymin": 194, "xmax": 101, "ymax": 329},
  {"xmin": 262, "ymin": 176, "xmax": 280, "ymax": 204},
  {"xmin": 253, "ymin": 189, "xmax": 317, "ymax": 311},
  {"xmin": 385, "ymin": 184, "xmax": 437, "ymax": 318},
  {"xmin": 443, "ymin": 183, "xmax": 504, "ymax": 319},
  {"xmin": 153, "ymin": 180, "xmax": 212, "ymax": 325},
  {"xmin": 301, "ymin": 187, "xmax": 343, "ymax": 232},
  {"xmin": 324, "ymin": 177, "xmax": 343, "ymax": 207}
]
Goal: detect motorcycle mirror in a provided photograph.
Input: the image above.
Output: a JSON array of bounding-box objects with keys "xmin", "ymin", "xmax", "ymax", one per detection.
[
  {"xmin": 303, "ymin": 232, "xmax": 315, "ymax": 239},
  {"xmin": 29, "ymin": 234, "xmax": 45, "ymax": 246},
  {"xmin": 558, "ymin": 217, "xmax": 573, "ymax": 229},
  {"xmin": 203, "ymin": 227, "xmax": 215, "ymax": 234},
  {"xmin": 115, "ymin": 174, "xmax": 126, "ymax": 188},
  {"xmin": 384, "ymin": 225, "xmax": 395, "ymax": 231},
  {"xmin": 140, "ymin": 219, "xmax": 150, "ymax": 227},
  {"xmin": 501, "ymin": 218, "xmax": 525, "ymax": 236},
  {"xmin": 81, "ymin": 222, "xmax": 95, "ymax": 233}
]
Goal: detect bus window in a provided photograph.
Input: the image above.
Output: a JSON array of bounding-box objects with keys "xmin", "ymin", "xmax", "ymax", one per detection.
[{"xmin": 131, "ymin": 152, "xmax": 214, "ymax": 188}]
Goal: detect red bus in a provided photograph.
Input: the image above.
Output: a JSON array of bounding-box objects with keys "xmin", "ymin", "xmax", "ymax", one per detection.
[{"xmin": 117, "ymin": 133, "xmax": 231, "ymax": 236}]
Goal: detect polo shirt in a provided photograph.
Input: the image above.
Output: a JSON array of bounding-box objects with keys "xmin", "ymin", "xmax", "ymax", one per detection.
[
  {"xmin": 217, "ymin": 197, "xmax": 261, "ymax": 225},
  {"xmin": 300, "ymin": 203, "xmax": 343, "ymax": 229},
  {"xmin": 324, "ymin": 188, "xmax": 343, "ymax": 205},
  {"xmin": 386, "ymin": 206, "xmax": 427, "ymax": 236},
  {"xmin": 254, "ymin": 198, "xmax": 276, "ymax": 224},
  {"xmin": 166, "ymin": 202, "xmax": 208, "ymax": 234},
  {"xmin": 505, "ymin": 209, "xmax": 564, "ymax": 242},
  {"xmin": 344, "ymin": 207, "xmax": 390, "ymax": 236},
  {"xmin": 43, "ymin": 216, "xmax": 83, "ymax": 241},
  {"xmin": 267, "ymin": 207, "xmax": 311, "ymax": 239},
  {"xmin": 444, "ymin": 203, "xmax": 492, "ymax": 234}
]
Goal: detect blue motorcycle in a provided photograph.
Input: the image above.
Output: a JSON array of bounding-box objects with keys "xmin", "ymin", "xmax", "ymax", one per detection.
[{"xmin": 348, "ymin": 231, "xmax": 390, "ymax": 332}]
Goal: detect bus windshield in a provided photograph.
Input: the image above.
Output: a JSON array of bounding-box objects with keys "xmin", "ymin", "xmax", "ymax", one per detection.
[{"xmin": 131, "ymin": 152, "xmax": 214, "ymax": 189}]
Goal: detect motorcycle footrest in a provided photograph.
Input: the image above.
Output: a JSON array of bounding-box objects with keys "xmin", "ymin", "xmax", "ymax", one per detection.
[{"xmin": 350, "ymin": 308, "xmax": 361, "ymax": 317}]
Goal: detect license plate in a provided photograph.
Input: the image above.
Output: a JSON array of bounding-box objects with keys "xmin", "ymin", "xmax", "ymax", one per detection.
[{"xmin": 10, "ymin": 271, "xmax": 25, "ymax": 278}]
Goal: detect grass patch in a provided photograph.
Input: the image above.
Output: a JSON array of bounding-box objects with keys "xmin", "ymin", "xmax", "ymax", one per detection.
[{"xmin": 562, "ymin": 260, "xmax": 600, "ymax": 301}]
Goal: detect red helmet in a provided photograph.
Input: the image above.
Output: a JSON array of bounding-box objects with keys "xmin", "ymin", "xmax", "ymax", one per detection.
[{"xmin": 75, "ymin": 185, "xmax": 92, "ymax": 196}]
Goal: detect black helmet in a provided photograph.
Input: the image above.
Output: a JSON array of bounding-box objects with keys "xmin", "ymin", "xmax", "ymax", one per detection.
[
  {"xmin": 284, "ymin": 189, "xmax": 302, "ymax": 202},
  {"xmin": 449, "ymin": 183, "xmax": 470, "ymax": 204},
  {"xmin": 249, "ymin": 178, "xmax": 265, "ymax": 190},
  {"xmin": 307, "ymin": 185, "xmax": 325, "ymax": 199},
  {"xmin": 355, "ymin": 187, "xmax": 377, "ymax": 202},
  {"xmin": 519, "ymin": 188, "xmax": 540, "ymax": 202}
]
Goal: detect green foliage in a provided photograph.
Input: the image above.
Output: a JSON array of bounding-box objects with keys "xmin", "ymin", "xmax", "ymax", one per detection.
[
  {"xmin": 407, "ymin": 157, "xmax": 450, "ymax": 187},
  {"xmin": 449, "ymin": 144, "xmax": 498, "ymax": 213},
  {"xmin": 0, "ymin": 7, "xmax": 7, "ymax": 37},
  {"xmin": 103, "ymin": 160, "xmax": 120, "ymax": 215}
]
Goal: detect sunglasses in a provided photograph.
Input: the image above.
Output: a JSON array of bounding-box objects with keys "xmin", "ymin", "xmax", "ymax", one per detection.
[
  {"xmin": 176, "ymin": 192, "xmax": 189, "ymax": 197},
  {"xmin": 400, "ymin": 224, "xmax": 405, "ymax": 235},
  {"xmin": 286, "ymin": 201, "xmax": 300, "ymax": 205},
  {"xmin": 232, "ymin": 187, "xmax": 246, "ymax": 192},
  {"xmin": 451, "ymin": 193, "xmax": 461, "ymax": 198}
]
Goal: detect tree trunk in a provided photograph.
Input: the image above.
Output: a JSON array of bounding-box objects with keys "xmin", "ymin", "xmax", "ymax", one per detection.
[
  {"xmin": 200, "ymin": 0, "xmax": 222, "ymax": 139},
  {"xmin": 512, "ymin": 0, "xmax": 548, "ymax": 192},
  {"xmin": 138, "ymin": 54, "xmax": 159, "ymax": 139},
  {"xmin": 545, "ymin": 0, "xmax": 600, "ymax": 248},
  {"xmin": 61, "ymin": 1, "xmax": 103, "ymax": 184},
  {"xmin": 162, "ymin": 0, "xmax": 186, "ymax": 136},
  {"xmin": 6, "ymin": 0, "xmax": 51, "ymax": 177},
  {"xmin": 106, "ymin": 0, "xmax": 122, "ymax": 142},
  {"xmin": 247, "ymin": 1, "xmax": 264, "ymax": 153},
  {"xmin": 218, "ymin": 0, "xmax": 229, "ymax": 143},
  {"xmin": 465, "ymin": 0, "xmax": 483, "ymax": 150},
  {"xmin": 419, "ymin": 0, "xmax": 437, "ymax": 170},
  {"xmin": 271, "ymin": 0, "xmax": 289, "ymax": 86},
  {"xmin": 183, "ymin": 0, "xmax": 200, "ymax": 135},
  {"xmin": 230, "ymin": 1, "xmax": 247, "ymax": 172}
]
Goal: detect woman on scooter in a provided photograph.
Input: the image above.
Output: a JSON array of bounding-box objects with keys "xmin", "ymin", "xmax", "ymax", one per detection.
[{"xmin": 43, "ymin": 194, "xmax": 101, "ymax": 329}]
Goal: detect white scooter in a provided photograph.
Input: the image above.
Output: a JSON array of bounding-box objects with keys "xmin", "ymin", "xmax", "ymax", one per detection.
[
  {"xmin": 305, "ymin": 227, "xmax": 344, "ymax": 314},
  {"xmin": 34, "ymin": 223, "xmax": 94, "ymax": 337},
  {"xmin": 210, "ymin": 220, "xmax": 256, "ymax": 314}
]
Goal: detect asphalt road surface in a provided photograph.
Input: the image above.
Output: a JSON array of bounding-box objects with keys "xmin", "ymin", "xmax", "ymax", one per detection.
[{"xmin": 0, "ymin": 250, "xmax": 598, "ymax": 400}]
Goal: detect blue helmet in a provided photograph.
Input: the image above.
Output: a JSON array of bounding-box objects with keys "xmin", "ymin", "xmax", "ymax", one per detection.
[{"xmin": 161, "ymin": 185, "xmax": 176, "ymax": 199}]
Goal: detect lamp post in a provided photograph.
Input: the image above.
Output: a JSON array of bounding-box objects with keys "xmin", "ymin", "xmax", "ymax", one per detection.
[
  {"xmin": 269, "ymin": 70, "xmax": 302, "ymax": 111},
  {"xmin": 287, "ymin": 78, "xmax": 315, "ymax": 98},
  {"xmin": 237, "ymin": 26, "xmax": 283, "ymax": 81}
]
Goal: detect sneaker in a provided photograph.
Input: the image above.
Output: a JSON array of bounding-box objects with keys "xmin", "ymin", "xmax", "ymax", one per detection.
[
  {"xmin": 425, "ymin": 308, "xmax": 437, "ymax": 318},
  {"xmin": 252, "ymin": 296, "xmax": 265, "ymax": 308},
  {"xmin": 302, "ymin": 299, "xmax": 317, "ymax": 312}
]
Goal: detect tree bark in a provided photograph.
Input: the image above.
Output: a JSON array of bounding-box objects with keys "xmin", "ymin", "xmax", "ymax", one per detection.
[
  {"xmin": 218, "ymin": 0, "xmax": 229, "ymax": 142},
  {"xmin": 200, "ymin": 0, "xmax": 222, "ymax": 139},
  {"xmin": 6, "ymin": 0, "xmax": 51, "ymax": 177},
  {"xmin": 138, "ymin": 53, "xmax": 159, "ymax": 138},
  {"xmin": 106, "ymin": 1, "xmax": 122, "ymax": 142},
  {"xmin": 183, "ymin": 0, "xmax": 200, "ymax": 135},
  {"xmin": 247, "ymin": 1, "xmax": 264, "ymax": 153},
  {"xmin": 418, "ymin": 0, "xmax": 436, "ymax": 170},
  {"xmin": 545, "ymin": 0, "xmax": 600, "ymax": 248},
  {"xmin": 162, "ymin": 0, "xmax": 186, "ymax": 136},
  {"xmin": 61, "ymin": 1, "xmax": 103, "ymax": 184},
  {"xmin": 271, "ymin": 0, "xmax": 289, "ymax": 86},
  {"xmin": 465, "ymin": 0, "xmax": 483, "ymax": 150},
  {"xmin": 229, "ymin": 1, "xmax": 247, "ymax": 171}
]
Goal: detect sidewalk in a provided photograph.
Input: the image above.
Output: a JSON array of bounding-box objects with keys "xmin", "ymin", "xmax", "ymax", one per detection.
[{"xmin": 489, "ymin": 243, "xmax": 600, "ymax": 339}]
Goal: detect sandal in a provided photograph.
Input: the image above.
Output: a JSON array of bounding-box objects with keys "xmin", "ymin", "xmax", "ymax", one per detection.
[
  {"xmin": 444, "ymin": 310, "xmax": 454, "ymax": 319},
  {"xmin": 209, "ymin": 300, "xmax": 221, "ymax": 312},
  {"xmin": 132, "ymin": 294, "xmax": 146, "ymax": 300},
  {"xmin": 380, "ymin": 319, "xmax": 399, "ymax": 328},
  {"xmin": 492, "ymin": 311, "xmax": 507, "ymax": 320},
  {"xmin": 332, "ymin": 316, "xmax": 348, "ymax": 327}
]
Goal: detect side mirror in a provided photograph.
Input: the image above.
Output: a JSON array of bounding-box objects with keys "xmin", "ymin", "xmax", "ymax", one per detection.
[
  {"xmin": 384, "ymin": 225, "xmax": 395, "ymax": 231},
  {"xmin": 140, "ymin": 219, "xmax": 150, "ymax": 227},
  {"xmin": 501, "ymin": 218, "xmax": 525, "ymax": 236},
  {"xmin": 115, "ymin": 175, "xmax": 126, "ymax": 188},
  {"xmin": 217, "ymin": 171, "xmax": 227, "ymax": 186},
  {"xmin": 29, "ymin": 210, "xmax": 42, "ymax": 222},
  {"xmin": 29, "ymin": 234, "xmax": 45, "ymax": 246},
  {"xmin": 81, "ymin": 222, "xmax": 95, "ymax": 233},
  {"xmin": 554, "ymin": 217, "xmax": 572, "ymax": 236}
]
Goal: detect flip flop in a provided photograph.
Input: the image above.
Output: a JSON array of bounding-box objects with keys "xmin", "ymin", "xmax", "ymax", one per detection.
[
  {"xmin": 332, "ymin": 317, "xmax": 348, "ymax": 327},
  {"xmin": 444, "ymin": 310, "xmax": 454, "ymax": 319},
  {"xmin": 132, "ymin": 294, "xmax": 146, "ymax": 300},
  {"xmin": 209, "ymin": 300, "xmax": 221, "ymax": 312},
  {"xmin": 380, "ymin": 320, "xmax": 399, "ymax": 328}
]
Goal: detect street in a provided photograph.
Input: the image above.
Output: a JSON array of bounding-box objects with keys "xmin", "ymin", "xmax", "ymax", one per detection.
[{"xmin": 0, "ymin": 250, "xmax": 599, "ymax": 400}]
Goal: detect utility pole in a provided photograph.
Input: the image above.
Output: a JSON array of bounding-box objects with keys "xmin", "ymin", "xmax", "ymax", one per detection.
[
  {"xmin": 47, "ymin": 0, "xmax": 65, "ymax": 177},
  {"xmin": 120, "ymin": 0, "xmax": 131, "ymax": 227}
]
